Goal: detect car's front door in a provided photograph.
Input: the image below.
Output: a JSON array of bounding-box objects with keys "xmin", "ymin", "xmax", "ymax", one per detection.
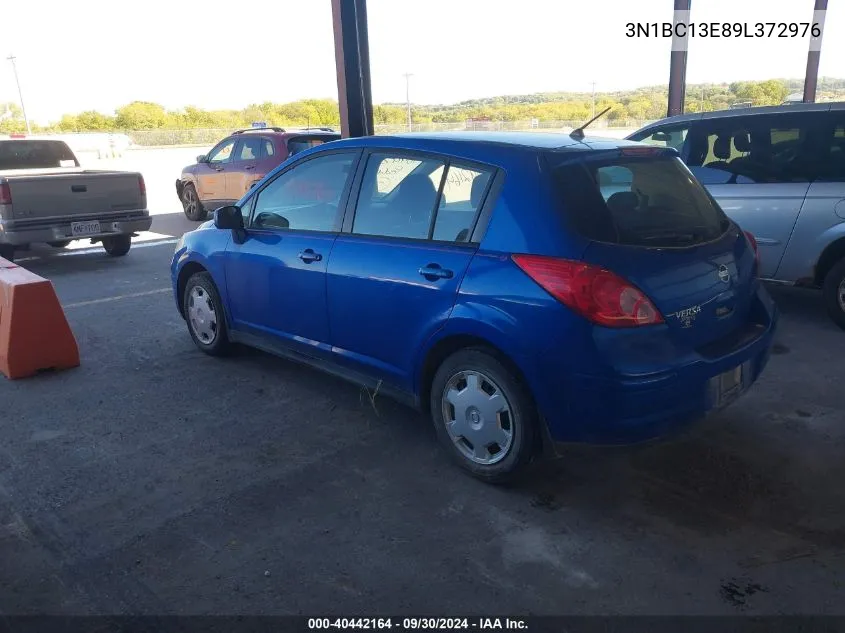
[
  {"xmin": 229, "ymin": 136, "xmax": 263, "ymax": 202},
  {"xmin": 197, "ymin": 138, "xmax": 236, "ymax": 206},
  {"xmin": 683, "ymin": 113, "xmax": 819, "ymax": 279},
  {"xmin": 223, "ymin": 149, "xmax": 359, "ymax": 353},
  {"xmin": 326, "ymin": 151, "xmax": 495, "ymax": 393}
]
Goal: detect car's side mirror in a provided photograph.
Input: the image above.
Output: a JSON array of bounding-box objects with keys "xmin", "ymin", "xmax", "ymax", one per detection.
[
  {"xmin": 196, "ymin": 154, "xmax": 208, "ymax": 163},
  {"xmin": 214, "ymin": 205, "xmax": 247, "ymax": 244},
  {"xmin": 652, "ymin": 132, "xmax": 672, "ymax": 142}
]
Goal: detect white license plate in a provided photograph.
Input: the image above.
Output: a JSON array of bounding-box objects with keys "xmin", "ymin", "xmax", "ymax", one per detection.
[
  {"xmin": 717, "ymin": 365, "xmax": 744, "ymax": 404},
  {"xmin": 71, "ymin": 220, "xmax": 101, "ymax": 237}
]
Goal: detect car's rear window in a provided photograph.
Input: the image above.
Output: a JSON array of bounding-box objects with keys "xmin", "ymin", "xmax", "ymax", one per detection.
[
  {"xmin": 0, "ymin": 140, "xmax": 79, "ymax": 170},
  {"xmin": 551, "ymin": 154, "xmax": 731, "ymax": 247},
  {"xmin": 287, "ymin": 136, "xmax": 340, "ymax": 157}
]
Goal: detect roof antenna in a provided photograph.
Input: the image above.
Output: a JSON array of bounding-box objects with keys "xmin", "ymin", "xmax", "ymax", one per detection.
[{"xmin": 569, "ymin": 106, "xmax": 612, "ymax": 140}]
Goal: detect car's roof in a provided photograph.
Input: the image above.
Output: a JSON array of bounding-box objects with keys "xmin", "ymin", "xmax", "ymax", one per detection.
[
  {"xmin": 641, "ymin": 101, "xmax": 845, "ymax": 128},
  {"xmin": 326, "ymin": 131, "xmax": 643, "ymax": 154},
  {"xmin": 231, "ymin": 128, "xmax": 340, "ymax": 140}
]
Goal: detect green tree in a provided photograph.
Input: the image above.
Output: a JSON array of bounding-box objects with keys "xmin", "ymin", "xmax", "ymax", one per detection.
[{"xmin": 115, "ymin": 101, "xmax": 169, "ymax": 129}]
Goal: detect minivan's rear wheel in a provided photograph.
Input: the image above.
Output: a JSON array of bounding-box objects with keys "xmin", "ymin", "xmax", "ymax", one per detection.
[
  {"xmin": 183, "ymin": 272, "xmax": 230, "ymax": 355},
  {"xmin": 102, "ymin": 235, "xmax": 131, "ymax": 257},
  {"xmin": 430, "ymin": 348, "xmax": 537, "ymax": 483},
  {"xmin": 823, "ymin": 258, "xmax": 845, "ymax": 331},
  {"xmin": 182, "ymin": 183, "xmax": 207, "ymax": 221}
]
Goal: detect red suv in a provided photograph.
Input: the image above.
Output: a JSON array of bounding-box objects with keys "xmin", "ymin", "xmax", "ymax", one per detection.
[{"xmin": 176, "ymin": 127, "xmax": 340, "ymax": 220}]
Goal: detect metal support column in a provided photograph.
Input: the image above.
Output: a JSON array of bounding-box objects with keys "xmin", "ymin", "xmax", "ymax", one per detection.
[
  {"xmin": 802, "ymin": 0, "xmax": 828, "ymax": 103},
  {"xmin": 667, "ymin": 0, "xmax": 691, "ymax": 117},
  {"xmin": 331, "ymin": 0, "xmax": 374, "ymax": 138}
]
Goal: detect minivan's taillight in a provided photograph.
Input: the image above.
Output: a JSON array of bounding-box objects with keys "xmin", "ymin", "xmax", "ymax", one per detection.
[
  {"xmin": 138, "ymin": 175, "xmax": 146, "ymax": 198},
  {"xmin": 744, "ymin": 230, "xmax": 760, "ymax": 274},
  {"xmin": 512, "ymin": 254, "xmax": 663, "ymax": 328},
  {"xmin": 0, "ymin": 182, "xmax": 11, "ymax": 205}
]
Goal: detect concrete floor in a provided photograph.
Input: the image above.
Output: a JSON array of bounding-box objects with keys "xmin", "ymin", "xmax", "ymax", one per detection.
[
  {"xmin": 1, "ymin": 163, "xmax": 844, "ymax": 615},
  {"xmin": 1, "ymin": 240, "xmax": 843, "ymax": 616}
]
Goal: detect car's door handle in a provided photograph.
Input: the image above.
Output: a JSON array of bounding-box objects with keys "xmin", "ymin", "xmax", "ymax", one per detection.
[
  {"xmin": 419, "ymin": 264, "xmax": 453, "ymax": 280},
  {"xmin": 244, "ymin": 165, "xmax": 256, "ymax": 170},
  {"xmin": 298, "ymin": 249, "xmax": 322, "ymax": 263},
  {"xmin": 214, "ymin": 166, "xmax": 224, "ymax": 172}
]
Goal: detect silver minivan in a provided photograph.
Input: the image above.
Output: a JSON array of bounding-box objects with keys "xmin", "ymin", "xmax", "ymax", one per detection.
[{"xmin": 628, "ymin": 102, "xmax": 845, "ymax": 330}]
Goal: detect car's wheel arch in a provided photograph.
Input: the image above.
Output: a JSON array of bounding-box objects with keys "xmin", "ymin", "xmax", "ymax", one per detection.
[
  {"xmin": 176, "ymin": 261, "xmax": 230, "ymax": 328},
  {"xmin": 815, "ymin": 234, "xmax": 845, "ymax": 287}
]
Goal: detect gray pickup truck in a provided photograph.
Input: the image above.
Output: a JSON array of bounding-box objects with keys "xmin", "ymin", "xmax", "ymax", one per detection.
[{"xmin": 0, "ymin": 138, "xmax": 151, "ymax": 261}]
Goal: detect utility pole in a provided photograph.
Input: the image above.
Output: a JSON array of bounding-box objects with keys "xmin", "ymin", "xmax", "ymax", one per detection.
[
  {"xmin": 403, "ymin": 72, "xmax": 414, "ymax": 132},
  {"xmin": 6, "ymin": 54, "xmax": 32, "ymax": 134},
  {"xmin": 591, "ymin": 82, "xmax": 596, "ymax": 119}
]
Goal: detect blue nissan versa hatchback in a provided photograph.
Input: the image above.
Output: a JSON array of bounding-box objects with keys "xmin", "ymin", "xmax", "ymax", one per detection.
[{"xmin": 171, "ymin": 132, "xmax": 778, "ymax": 482}]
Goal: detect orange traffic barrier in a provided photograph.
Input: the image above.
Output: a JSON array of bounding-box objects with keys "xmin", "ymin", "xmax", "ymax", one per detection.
[{"xmin": 0, "ymin": 257, "xmax": 80, "ymax": 379}]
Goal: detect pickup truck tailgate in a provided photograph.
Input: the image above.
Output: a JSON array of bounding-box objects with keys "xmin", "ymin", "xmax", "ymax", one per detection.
[{"xmin": 3, "ymin": 169, "xmax": 145, "ymax": 220}]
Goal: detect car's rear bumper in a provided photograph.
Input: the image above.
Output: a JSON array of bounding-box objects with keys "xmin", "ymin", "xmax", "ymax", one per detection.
[
  {"xmin": 538, "ymin": 287, "xmax": 779, "ymax": 446},
  {"xmin": 0, "ymin": 211, "xmax": 152, "ymax": 246}
]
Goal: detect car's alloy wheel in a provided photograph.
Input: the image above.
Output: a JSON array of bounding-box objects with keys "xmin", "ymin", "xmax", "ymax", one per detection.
[
  {"xmin": 187, "ymin": 285, "xmax": 218, "ymax": 346},
  {"xmin": 182, "ymin": 185, "xmax": 206, "ymax": 221},
  {"xmin": 823, "ymin": 258, "xmax": 845, "ymax": 331},
  {"xmin": 441, "ymin": 370, "xmax": 514, "ymax": 465}
]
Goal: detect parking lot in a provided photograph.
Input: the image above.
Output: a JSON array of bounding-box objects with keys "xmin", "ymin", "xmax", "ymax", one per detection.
[{"xmin": 1, "ymin": 148, "xmax": 844, "ymax": 616}]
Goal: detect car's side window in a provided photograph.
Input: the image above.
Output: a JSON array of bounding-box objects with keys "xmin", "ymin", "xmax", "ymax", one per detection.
[
  {"xmin": 352, "ymin": 154, "xmax": 447, "ymax": 240},
  {"xmin": 207, "ymin": 139, "xmax": 236, "ymax": 164},
  {"xmin": 686, "ymin": 114, "xmax": 817, "ymax": 184},
  {"xmin": 262, "ymin": 139, "xmax": 276, "ymax": 158},
  {"xmin": 432, "ymin": 164, "xmax": 493, "ymax": 242},
  {"xmin": 632, "ymin": 126, "xmax": 689, "ymax": 153},
  {"xmin": 250, "ymin": 153, "xmax": 355, "ymax": 232},
  {"xmin": 816, "ymin": 115, "xmax": 845, "ymax": 183},
  {"xmin": 235, "ymin": 137, "xmax": 262, "ymax": 162}
]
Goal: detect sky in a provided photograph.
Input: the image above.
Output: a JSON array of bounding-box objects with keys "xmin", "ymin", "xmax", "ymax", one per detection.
[{"xmin": 1, "ymin": 0, "xmax": 843, "ymax": 124}]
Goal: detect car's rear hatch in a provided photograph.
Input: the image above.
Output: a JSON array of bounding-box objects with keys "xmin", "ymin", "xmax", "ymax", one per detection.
[{"xmin": 549, "ymin": 147, "xmax": 759, "ymax": 349}]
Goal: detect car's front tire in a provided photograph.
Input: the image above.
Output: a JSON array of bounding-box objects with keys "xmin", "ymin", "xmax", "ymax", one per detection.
[
  {"xmin": 181, "ymin": 183, "xmax": 207, "ymax": 221},
  {"xmin": 823, "ymin": 257, "xmax": 845, "ymax": 331},
  {"xmin": 102, "ymin": 235, "xmax": 131, "ymax": 257},
  {"xmin": 182, "ymin": 271, "xmax": 231, "ymax": 356},
  {"xmin": 430, "ymin": 348, "xmax": 538, "ymax": 483}
]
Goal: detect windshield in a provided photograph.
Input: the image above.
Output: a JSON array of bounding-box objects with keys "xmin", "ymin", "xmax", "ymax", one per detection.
[
  {"xmin": 287, "ymin": 136, "xmax": 339, "ymax": 157},
  {"xmin": 551, "ymin": 154, "xmax": 730, "ymax": 248},
  {"xmin": 0, "ymin": 140, "xmax": 79, "ymax": 170}
]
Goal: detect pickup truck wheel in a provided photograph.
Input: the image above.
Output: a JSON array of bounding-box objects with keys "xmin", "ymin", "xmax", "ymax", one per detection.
[
  {"xmin": 0, "ymin": 245, "xmax": 13, "ymax": 262},
  {"xmin": 102, "ymin": 235, "xmax": 131, "ymax": 257},
  {"xmin": 182, "ymin": 184, "xmax": 207, "ymax": 221},
  {"xmin": 823, "ymin": 258, "xmax": 845, "ymax": 331},
  {"xmin": 182, "ymin": 272, "xmax": 230, "ymax": 356}
]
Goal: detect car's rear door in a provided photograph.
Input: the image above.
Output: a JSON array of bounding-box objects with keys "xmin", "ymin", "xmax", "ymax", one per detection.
[
  {"xmin": 325, "ymin": 150, "xmax": 495, "ymax": 393},
  {"xmin": 228, "ymin": 136, "xmax": 262, "ymax": 202},
  {"xmin": 683, "ymin": 113, "xmax": 818, "ymax": 279},
  {"xmin": 223, "ymin": 149, "xmax": 360, "ymax": 354}
]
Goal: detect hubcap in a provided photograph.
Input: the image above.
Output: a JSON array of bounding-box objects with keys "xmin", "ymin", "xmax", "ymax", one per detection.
[
  {"xmin": 187, "ymin": 286, "xmax": 217, "ymax": 345},
  {"xmin": 441, "ymin": 371, "xmax": 514, "ymax": 465},
  {"xmin": 184, "ymin": 189, "xmax": 197, "ymax": 215},
  {"xmin": 839, "ymin": 278, "xmax": 845, "ymax": 313}
]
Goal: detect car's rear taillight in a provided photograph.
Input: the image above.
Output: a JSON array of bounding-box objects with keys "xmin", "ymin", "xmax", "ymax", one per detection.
[
  {"xmin": 512, "ymin": 254, "xmax": 663, "ymax": 328},
  {"xmin": 0, "ymin": 182, "xmax": 11, "ymax": 205},
  {"xmin": 743, "ymin": 230, "xmax": 760, "ymax": 273},
  {"xmin": 138, "ymin": 175, "xmax": 146, "ymax": 198}
]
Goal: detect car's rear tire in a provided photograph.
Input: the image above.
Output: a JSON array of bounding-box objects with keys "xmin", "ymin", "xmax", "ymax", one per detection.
[
  {"xmin": 822, "ymin": 257, "xmax": 845, "ymax": 331},
  {"xmin": 182, "ymin": 183, "xmax": 207, "ymax": 221},
  {"xmin": 182, "ymin": 271, "xmax": 230, "ymax": 356},
  {"xmin": 0, "ymin": 245, "xmax": 14, "ymax": 262},
  {"xmin": 48, "ymin": 240, "xmax": 71, "ymax": 248},
  {"xmin": 102, "ymin": 235, "xmax": 131, "ymax": 257},
  {"xmin": 430, "ymin": 347, "xmax": 538, "ymax": 483}
]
